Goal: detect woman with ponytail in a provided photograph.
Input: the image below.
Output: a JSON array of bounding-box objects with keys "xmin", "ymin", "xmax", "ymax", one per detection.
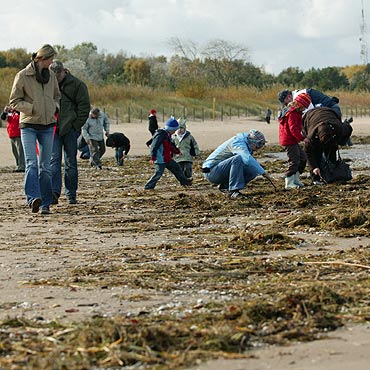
[{"xmin": 9, "ymin": 44, "xmax": 61, "ymax": 215}]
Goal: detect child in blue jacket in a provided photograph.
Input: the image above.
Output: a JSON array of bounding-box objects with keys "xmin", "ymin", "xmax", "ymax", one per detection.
[{"xmin": 144, "ymin": 117, "xmax": 192, "ymax": 190}]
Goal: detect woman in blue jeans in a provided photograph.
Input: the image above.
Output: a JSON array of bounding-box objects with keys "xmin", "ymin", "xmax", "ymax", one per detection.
[{"xmin": 9, "ymin": 44, "xmax": 60, "ymax": 215}]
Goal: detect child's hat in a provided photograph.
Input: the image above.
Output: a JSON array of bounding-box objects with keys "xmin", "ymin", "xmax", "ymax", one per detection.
[
  {"xmin": 165, "ymin": 117, "xmax": 179, "ymax": 131},
  {"xmin": 150, "ymin": 109, "xmax": 156, "ymax": 115},
  {"xmin": 294, "ymin": 93, "xmax": 311, "ymax": 109},
  {"xmin": 178, "ymin": 117, "xmax": 187, "ymax": 129}
]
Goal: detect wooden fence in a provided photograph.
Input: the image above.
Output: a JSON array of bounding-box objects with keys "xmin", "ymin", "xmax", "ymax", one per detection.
[{"xmin": 101, "ymin": 106, "xmax": 370, "ymax": 124}]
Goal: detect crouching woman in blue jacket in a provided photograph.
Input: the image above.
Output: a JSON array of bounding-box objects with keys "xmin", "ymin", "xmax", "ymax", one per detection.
[{"xmin": 202, "ymin": 130, "xmax": 271, "ymax": 199}]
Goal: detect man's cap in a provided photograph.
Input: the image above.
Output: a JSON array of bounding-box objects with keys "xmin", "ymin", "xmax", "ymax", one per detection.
[
  {"xmin": 49, "ymin": 60, "xmax": 64, "ymax": 74},
  {"xmin": 278, "ymin": 89, "xmax": 291, "ymax": 103}
]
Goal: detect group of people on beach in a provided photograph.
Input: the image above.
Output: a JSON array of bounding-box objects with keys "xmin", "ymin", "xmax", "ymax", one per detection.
[
  {"xmin": 146, "ymin": 88, "xmax": 353, "ymax": 198},
  {"xmin": 4, "ymin": 44, "xmax": 132, "ymax": 214},
  {"xmin": 2, "ymin": 43, "xmax": 354, "ymax": 214}
]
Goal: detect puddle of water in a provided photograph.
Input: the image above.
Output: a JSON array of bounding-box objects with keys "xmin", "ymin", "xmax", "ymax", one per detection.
[{"xmin": 263, "ymin": 144, "xmax": 370, "ymax": 171}]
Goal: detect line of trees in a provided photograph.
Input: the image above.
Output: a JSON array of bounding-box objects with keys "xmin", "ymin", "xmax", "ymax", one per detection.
[{"xmin": 1, "ymin": 39, "xmax": 370, "ymax": 97}]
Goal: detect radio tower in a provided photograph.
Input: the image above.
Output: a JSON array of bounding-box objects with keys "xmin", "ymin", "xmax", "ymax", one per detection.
[{"xmin": 360, "ymin": 0, "xmax": 368, "ymax": 64}]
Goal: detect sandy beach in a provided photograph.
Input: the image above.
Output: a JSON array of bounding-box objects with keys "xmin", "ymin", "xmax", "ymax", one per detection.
[
  {"xmin": 1, "ymin": 115, "xmax": 369, "ymax": 167},
  {"xmin": 0, "ymin": 115, "xmax": 369, "ymax": 369}
]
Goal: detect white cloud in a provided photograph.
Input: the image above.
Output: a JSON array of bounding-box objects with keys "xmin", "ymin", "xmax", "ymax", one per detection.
[{"xmin": 0, "ymin": 0, "xmax": 368, "ymax": 74}]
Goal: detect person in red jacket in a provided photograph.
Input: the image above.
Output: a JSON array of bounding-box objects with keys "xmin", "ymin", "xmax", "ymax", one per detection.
[
  {"xmin": 1, "ymin": 105, "xmax": 25, "ymax": 172},
  {"xmin": 279, "ymin": 93, "xmax": 311, "ymax": 189}
]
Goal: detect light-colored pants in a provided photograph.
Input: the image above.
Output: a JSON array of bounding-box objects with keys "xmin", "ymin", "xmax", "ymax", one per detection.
[{"xmin": 10, "ymin": 136, "xmax": 25, "ymax": 171}]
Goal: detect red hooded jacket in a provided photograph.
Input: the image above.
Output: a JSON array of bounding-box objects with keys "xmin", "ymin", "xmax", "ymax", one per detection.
[{"xmin": 279, "ymin": 108, "xmax": 305, "ymax": 146}]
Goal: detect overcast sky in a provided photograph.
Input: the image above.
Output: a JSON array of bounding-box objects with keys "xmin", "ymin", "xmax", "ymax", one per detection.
[{"xmin": 1, "ymin": 0, "xmax": 368, "ymax": 75}]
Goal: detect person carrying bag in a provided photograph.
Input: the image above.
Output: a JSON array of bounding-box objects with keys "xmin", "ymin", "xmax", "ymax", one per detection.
[{"xmin": 302, "ymin": 107, "xmax": 353, "ymax": 185}]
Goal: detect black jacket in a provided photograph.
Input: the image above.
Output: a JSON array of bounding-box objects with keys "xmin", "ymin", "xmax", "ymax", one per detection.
[
  {"xmin": 106, "ymin": 133, "xmax": 131, "ymax": 154},
  {"xmin": 58, "ymin": 72, "xmax": 90, "ymax": 136},
  {"xmin": 148, "ymin": 114, "xmax": 158, "ymax": 135}
]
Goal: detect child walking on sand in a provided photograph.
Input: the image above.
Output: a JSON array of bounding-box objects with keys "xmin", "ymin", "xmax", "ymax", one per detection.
[
  {"xmin": 173, "ymin": 118, "xmax": 200, "ymax": 179},
  {"xmin": 144, "ymin": 117, "xmax": 192, "ymax": 189}
]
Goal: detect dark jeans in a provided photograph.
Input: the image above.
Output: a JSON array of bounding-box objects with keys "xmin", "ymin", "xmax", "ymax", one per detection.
[
  {"xmin": 285, "ymin": 144, "xmax": 307, "ymax": 177},
  {"xmin": 79, "ymin": 144, "xmax": 90, "ymax": 159},
  {"xmin": 204, "ymin": 155, "xmax": 260, "ymax": 191},
  {"xmin": 115, "ymin": 146, "xmax": 125, "ymax": 166},
  {"xmin": 88, "ymin": 139, "xmax": 106, "ymax": 167},
  {"xmin": 178, "ymin": 161, "xmax": 193, "ymax": 178},
  {"xmin": 51, "ymin": 129, "xmax": 79, "ymax": 200},
  {"xmin": 145, "ymin": 160, "xmax": 189, "ymax": 189},
  {"xmin": 21, "ymin": 126, "xmax": 54, "ymax": 208}
]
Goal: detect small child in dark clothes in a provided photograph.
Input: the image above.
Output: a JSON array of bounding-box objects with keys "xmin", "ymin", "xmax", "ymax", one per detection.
[
  {"xmin": 106, "ymin": 132, "xmax": 131, "ymax": 166},
  {"xmin": 146, "ymin": 109, "xmax": 158, "ymax": 147}
]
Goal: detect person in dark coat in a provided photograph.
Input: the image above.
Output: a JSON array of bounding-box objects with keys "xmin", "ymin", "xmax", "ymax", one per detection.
[
  {"xmin": 265, "ymin": 108, "xmax": 272, "ymax": 124},
  {"xmin": 302, "ymin": 107, "xmax": 353, "ymax": 184},
  {"xmin": 49, "ymin": 60, "xmax": 90, "ymax": 205},
  {"xmin": 146, "ymin": 109, "xmax": 158, "ymax": 147},
  {"xmin": 106, "ymin": 132, "xmax": 131, "ymax": 166}
]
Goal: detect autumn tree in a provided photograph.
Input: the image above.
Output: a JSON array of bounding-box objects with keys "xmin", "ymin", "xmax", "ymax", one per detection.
[
  {"xmin": 124, "ymin": 59, "xmax": 150, "ymax": 85},
  {"xmin": 276, "ymin": 67, "xmax": 304, "ymax": 87},
  {"xmin": 349, "ymin": 63, "xmax": 370, "ymax": 91},
  {"xmin": 201, "ymin": 39, "xmax": 250, "ymax": 88},
  {"xmin": 0, "ymin": 48, "xmax": 30, "ymax": 69}
]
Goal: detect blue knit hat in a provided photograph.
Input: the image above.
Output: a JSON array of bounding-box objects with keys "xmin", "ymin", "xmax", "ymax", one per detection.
[
  {"xmin": 165, "ymin": 117, "xmax": 179, "ymax": 131},
  {"xmin": 248, "ymin": 129, "xmax": 266, "ymax": 149}
]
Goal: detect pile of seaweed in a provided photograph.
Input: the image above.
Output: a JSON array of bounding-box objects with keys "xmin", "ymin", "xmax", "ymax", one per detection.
[{"xmin": 0, "ymin": 144, "xmax": 369, "ymax": 369}]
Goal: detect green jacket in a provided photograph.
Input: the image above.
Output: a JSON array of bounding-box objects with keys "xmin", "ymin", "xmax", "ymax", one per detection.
[
  {"xmin": 173, "ymin": 131, "xmax": 200, "ymax": 163},
  {"xmin": 58, "ymin": 72, "xmax": 90, "ymax": 136},
  {"xmin": 9, "ymin": 62, "xmax": 60, "ymax": 126}
]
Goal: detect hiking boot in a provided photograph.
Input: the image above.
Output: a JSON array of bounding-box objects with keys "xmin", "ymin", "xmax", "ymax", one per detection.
[
  {"xmin": 51, "ymin": 192, "xmax": 60, "ymax": 205},
  {"xmin": 68, "ymin": 198, "xmax": 77, "ymax": 204},
  {"xmin": 30, "ymin": 198, "xmax": 41, "ymax": 213},
  {"xmin": 229, "ymin": 190, "xmax": 246, "ymax": 199}
]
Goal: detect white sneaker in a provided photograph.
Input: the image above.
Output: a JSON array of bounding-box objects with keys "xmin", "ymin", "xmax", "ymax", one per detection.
[{"xmin": 229, "ymin": 191, "xmax": 246, "ymax": 199}]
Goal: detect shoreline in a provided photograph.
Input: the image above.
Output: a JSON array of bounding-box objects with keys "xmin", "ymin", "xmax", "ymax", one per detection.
[{"xmin": 1, "ymin": 116, "xmax": 369, "ymax": 168}]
